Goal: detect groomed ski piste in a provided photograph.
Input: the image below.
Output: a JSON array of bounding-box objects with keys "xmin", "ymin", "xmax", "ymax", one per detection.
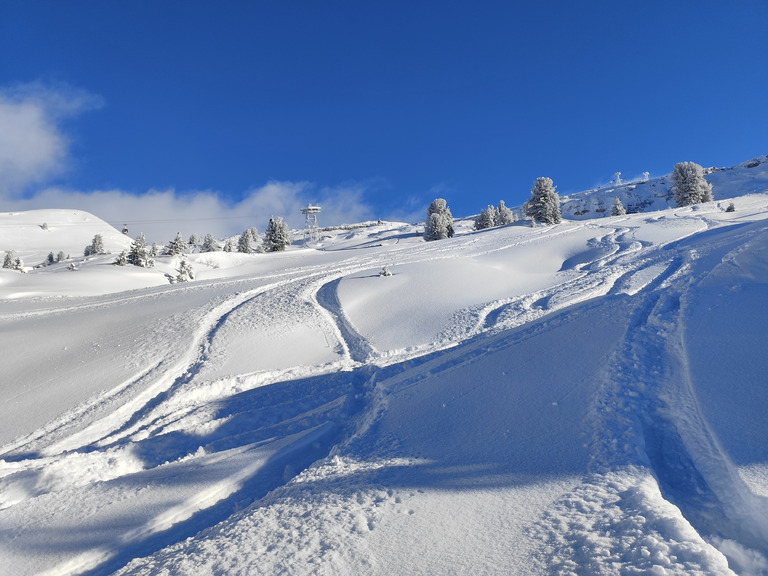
[{"xmin": 1, "ymin": 157, "xmax": 767, "ymax": 575}]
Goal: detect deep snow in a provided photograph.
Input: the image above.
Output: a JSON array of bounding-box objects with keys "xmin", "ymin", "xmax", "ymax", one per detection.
[{"xmin": 1, "ymin": 157, "xmax": 767, "ymax": 575}]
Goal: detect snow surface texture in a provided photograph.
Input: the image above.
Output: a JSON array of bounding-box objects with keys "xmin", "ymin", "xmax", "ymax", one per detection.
[{"xmin": 1, "ymin": 157, "xmax": 768, "ymax": 575}]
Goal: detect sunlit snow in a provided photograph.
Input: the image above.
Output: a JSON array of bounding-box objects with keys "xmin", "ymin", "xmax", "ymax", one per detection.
[{"xmin": 1, "ymin": 157, "xmax": 767, "ymax": 575}]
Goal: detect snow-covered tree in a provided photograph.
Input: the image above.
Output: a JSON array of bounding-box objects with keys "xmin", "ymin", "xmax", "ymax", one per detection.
[
  {"xmin": 671, "ymin": 162, "xmax": 713, "ymax": 207},
  {"xmin": 726, "ymin": 202, "xmax": 735, "ymax": 213},
  {"xmin": 166, "ymin": 232, "xmax": 188, "ymax": 256},
  {"xmin": 149, "ymin": 243, "xmax": 160, "ymax": 257},
  {"xmin": 237, "ymin": 229, "xmax": 254, "ymax": 253},
  {"xmin": 84, "ymin": 234, "xmax": 105, "ymax": 256},
  {"xmin": 175, "ymin": 258, "xmax": 195, "ymax": 282},
  {"xmin": 264, "ymin": 216, "xmax": 291, "ymax": 252},
  {"xmin": 3, "ymin": 251, "xmax": 15, "ymax": 268},
  {"xmin": 113, "ymin": 250, "xmax": 127, "ymax": 266},
  {"xmin": 3, "ymin": 251, "xmax": 23, "ymax": 271},
  {"xmin": 474, "ymin": 205, "xmax": 497, "ymax": 230},
  {"xmin": 188, "ymin": 234, "xmax": 199, "ymax": 246},
  {"xmin": 496, "ymin": 200, "xmax": 515, "ymax": 225},
  {"xmin": 611, "ymin": 197, "xmax": 626, "ymax": 216},
  {"xmin": 47, "ymin": 252, "xmax": 56, "ymax": 265},
  {"xmin": 424, "ymin": 198, "xmax": 454, "ymax": 241},
  {"xmin": 202, "ymin": 233, "xmax": 219, "ymax": 252},
  {"xmin": 128, "ymin": 233, "xmax": 153, "ymax": 267},
  {"xmin": 524, "ymin": 177, "xmax": 561, "ymax": 224},
  {"xmin": 56, "ymin": 251, "xmax": 67, "ymax": 262},
  {"xmin": 223, "ymin": 238, "xmax": 234, "ymax": 252}
]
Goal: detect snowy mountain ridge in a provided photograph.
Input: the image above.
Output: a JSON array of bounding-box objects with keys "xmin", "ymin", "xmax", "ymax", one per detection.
[{"xmin": 1, "ymin": 153, "xmax": 768, "ymax": 575}]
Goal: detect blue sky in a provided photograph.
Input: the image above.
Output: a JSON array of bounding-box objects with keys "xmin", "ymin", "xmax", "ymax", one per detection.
[{"xmin": 1, "ymin": 1, "xmax": 766, "ymax": 240}]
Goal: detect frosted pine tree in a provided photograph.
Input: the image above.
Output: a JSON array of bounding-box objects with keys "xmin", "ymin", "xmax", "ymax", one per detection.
[
  {"xmin": 223, "ymin": 238, "xmax": 234, "ymax": 252},
  {"xmin": 188, "ymin": 234, "xmax": 199, "ymax": 246},
  {"xmin": 175, "ymin": 258, "xmax": 195, "ymax": 282},
  {"xmin": 612, "ymin": 197, "xmax": 626, "ymax": 216},
  {"xmin": 113, "ymin": 250, "xmax": 128, "ymax": 266},
  {"xmin": 3, "ymin": 251, "xmax": 16, "ymax": 269},
  {"xmin": 264, "ymin": 216, "xmax": 291, "ymax": 252},
  {"xmin": 128, "ymin": 233, "xmax": 153, "ymax": 267},
  {"xmin": 84, "ymin": 234, "xmax": 105, "ymax": 256},
  {"xmin": 474, "ymin": 206, "xmax": 497, "ymax": 230},
  {"xmin": 524, "ymin": 177, "xmax": 561, "ymax": 224},
  {"xmin": 423, "ymin": 198, "xmax": 454, "ymax": 241},
  {"xmin": 237, "ymin": 230, "xmax": 253, "ymax": 253},
  {"xmin": 202, "ymin": 233, "xmax": 219, "ymax": 252},
  {"xmin": 496, "ymin": 200, "xmax": 515, "ymax": 225},
  {"xmin": 166, "ymin": 232, "xmax": 188, "ymax": 256},
  {"xmin": 671, "ymin": 162, "xmax": 713, "ymax": 206}
]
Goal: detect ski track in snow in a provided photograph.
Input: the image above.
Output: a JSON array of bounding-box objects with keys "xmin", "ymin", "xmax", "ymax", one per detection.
[{"xmin": 2, "ymin": 191, "xmax": 768, "ymax": 574}]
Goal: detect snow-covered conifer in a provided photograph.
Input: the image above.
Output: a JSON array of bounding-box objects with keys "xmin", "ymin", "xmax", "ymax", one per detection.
[
  {"xmin": 612, "ymin": 197, "xmax": 626, "ymax": 216},
  {"xmin": 671, "ymin": 162, "xmax": 713, "ymax": 207},
  {"xmin": 175, "ymin": 258, "xmax": 195, "ymax": 282},
  {"xmin": 423, "ymin": 198, "xmax": 454, "ymax": 241},
  {"xmin": 166, "ymin": 232, "xmax": 188, "ymax": 256},
  {"xmin": 3, "ymin": 251, "xmax": 16, "ymax": 269},
  {"xmin": 47, "ymin": 252, "xmax": 56, "ymax": 265},
  {"xmin": 237, "ymin": 230, "xmax": 253, "ymax": 253},
  {"xmin": 113, "ymin": 250, "xmax": 127, "ymax": 266},
  {"xmin": 149, "ymin": 243, "xmax": 160, "ymax": 257},
  {"xmin": 223, "ymin": 238, "xmax": 234, "ymax": 252},
  {"xmin": 128, "ymin": 233, "xmax": 153, "ymax": 267},
  {"xmin": 474, "ymin": 206, "xmax": 497, "ymax": 230},
  {"xmin": 84, "ymin": 234, "xmax": 105, "ymax": 256},
  {"xmin": 188, "ymin": 234, "xmax": 199, "ymax": 246},
  {"xmin": 264, "ymin": 217, "xmax": 291, "ymax": 252},
  {"xmin": 57, "ymin": 251, "xmax": 67, "ymax": 262},
  {"xmin": 202, "ymin": 233, "xmax": 219, "ymax": 252},
  {"xmin": 524, "ymin": 177, "xmax": 561, "ymax": 224},
  {"xmin": 496, "ymin": 200, "xmax": 515, "ymax": 225}
]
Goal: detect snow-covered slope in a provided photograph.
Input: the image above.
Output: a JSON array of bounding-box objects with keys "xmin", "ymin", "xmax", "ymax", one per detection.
[
  {"xmin": 560, "ymin": 154, "xmax": 768, "ymax": 220},
  {"xmin": 1, "ymin": 158, "xmax": 767, "ymax": 575}
]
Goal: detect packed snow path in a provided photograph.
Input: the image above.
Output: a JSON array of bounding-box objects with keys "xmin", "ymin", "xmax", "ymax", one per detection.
[{"xmin": 1, "ymin": 196, "xmax": 768, "ymax": 574}]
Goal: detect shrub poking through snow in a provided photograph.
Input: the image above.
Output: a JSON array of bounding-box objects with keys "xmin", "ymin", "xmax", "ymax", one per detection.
[
  {"xmin": 671, "ymin": 162, "xmax": 713, "ymax": 207},
  {"xmin": 424, "ymin": 198, "xmax": 454, "ymax": 241},
  {"xmin": 726, "ymin": 202, "xmax": 735, "ymax": 212},
  {"xmin": 379, "ymin": 265, "xmax": 392, "ymax": 277},
  {"xmin": 524, "ymin": 177, "xmax": 562, "ymax": 224},
  {"xmin": 264, "ymin": 216, "xmax": 291, "ymax": 252}
]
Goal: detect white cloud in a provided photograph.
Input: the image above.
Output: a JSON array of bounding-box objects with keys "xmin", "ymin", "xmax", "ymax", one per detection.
[
  {"xmin": 0, "ymin": 82, "xmax": 103, "ymax": 195},
  {"xmin": 0, "ymin": 81, "xmax": 399, "ymax": 243},
  {"xmin": 17, "ymin": 182, "xmax": 379, "ymax": 244}
]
